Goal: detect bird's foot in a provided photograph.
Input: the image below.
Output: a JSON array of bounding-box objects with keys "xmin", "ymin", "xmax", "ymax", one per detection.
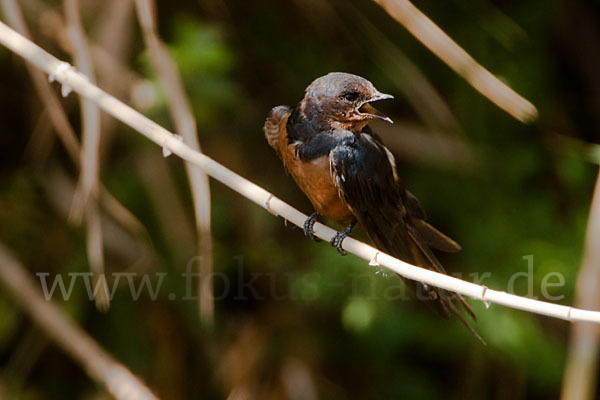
[
  {"xmin": 330, "ymin": 222, "xmax": 356, "ymax": 256},
  {"xmin": 303, "ymin": 212, "xmax": 321, "ymax": 242}
]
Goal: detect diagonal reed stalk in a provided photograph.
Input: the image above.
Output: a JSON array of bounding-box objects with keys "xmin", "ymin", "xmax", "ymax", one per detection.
[
  {"xmin": 134, "ymin": 0, "xmax": 214, "ymax": 323},
  {"xmin": 1, "ymin": 21, "xmax": 598, "ymax": 325},
  {"xmin": 2, "ymin": 0, "xmax": 156, "ymax": 309},
  {"xmin": 0, "ymin": 242, "xmax": 159, "ymax": 400},
  {"xmin": 64, "ymin": 0, "xmax": 109, "ymax": 310},
  {"xmin": 372, "ymin": 0, "xmax": 538, "ymax": 123},
  {"xmin": 561, "ymin": 171, "xmax": 600, "ymax": 400}
]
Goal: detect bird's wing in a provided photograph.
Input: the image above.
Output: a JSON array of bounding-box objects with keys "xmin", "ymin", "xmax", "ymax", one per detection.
[
  {"xmin": 329, "ymin": 132, "xmax": 413, "ymax": 262},
  {"xmin": 263, "ymin": 105, "xmax": 292, "ymax": 159},
  {"xmin": 364, "ymin": 126, "xmax": 462, "ymax": 254},
  {"xmin": 330, "ymin": 132, "xmax": 484, "ymax": 343}
]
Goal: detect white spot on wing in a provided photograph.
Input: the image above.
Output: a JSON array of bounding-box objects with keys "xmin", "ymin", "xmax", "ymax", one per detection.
[
  {"xmin": 290, "ymin": 141, "xmax": 304, "ymax": 159},
  {"xmin": 329, "ymin": 150, "xmax": 345, "ymax": 199},
  {"xmin": 361, "ymin": 132, "xmax": 377, "ymax": 145},
  {"xmin": 328, "ymin": 149, "xmax": 337, "ymax": 180},
  {"xmin": 361, "ymin": 133, "xmax": 399, "ymax": 181},
  {"xmin": 384, "ymin": 147, "xmax": 399, "ymax": 182}
]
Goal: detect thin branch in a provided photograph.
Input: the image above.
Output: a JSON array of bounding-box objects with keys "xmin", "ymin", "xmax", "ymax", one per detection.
[
  {"xmin": 64, "ymin": 0, "xmax": 102, "ymax": 219},
  {"xmin": 561, "ymin": 170, "xmax": 600, "ymax": 400},
  {"xmin": 134, "ymin": 0, "xmax": 214, "ymax": 322},
  {"xmin": 372, "ymin": 0, "xmax": 538, "ymax": 123},
  {"xmin": 64, "ymin": 0, "xmax": 109, "ymax": 311},
  {"xmin": 296, "ymin": 0, "xmax": 464, "ymax": 137},
  {"xmin": 2, "ymin": 0, "xmax": 154, "ymax": 302},
  {"xmin": 0, "ymin": 242, "xmax": 159, "ymax": 400},
  {"xmin": 89, "ymin": 0, "xmax": 136, "ymax": 161},
  {"xmin": 1, "ymin": 20, "xmax": 599, "ymax": 324}
]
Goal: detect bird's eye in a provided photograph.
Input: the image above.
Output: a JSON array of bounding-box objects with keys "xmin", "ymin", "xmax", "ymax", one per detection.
[{"xmin": 342, "ymin": 92, "xmax": 360, "ymax": 102}]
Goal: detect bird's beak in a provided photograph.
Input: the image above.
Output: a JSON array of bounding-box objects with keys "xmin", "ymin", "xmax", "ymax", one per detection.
[{"xmin": 358, "ymin": 92, "xmax": 394, "ymax": 124}]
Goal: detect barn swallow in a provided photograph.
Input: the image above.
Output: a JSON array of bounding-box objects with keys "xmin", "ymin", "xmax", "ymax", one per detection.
[{"xmin": 264, "ymin": 72, "xmax": 483, "ymax": 342}]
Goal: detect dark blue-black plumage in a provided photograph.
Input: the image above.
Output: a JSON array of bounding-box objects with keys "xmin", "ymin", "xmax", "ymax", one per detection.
[{"xmin": 264, "ymin": 72, "xmax": 484, "ymax": 343}]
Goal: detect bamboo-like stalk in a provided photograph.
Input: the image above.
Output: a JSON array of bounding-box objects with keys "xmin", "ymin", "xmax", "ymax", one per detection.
[
  {"xmin": 63, "ymin": 0, "xmax": 110, "ymax": 311},
  {"xmin": 134, "ymin": 0, "xmax": 214, "ymax": 322},
  {"xmin": 372, "ymin": 0, "xmax": 538, "ymax": 123},
  {"xmin": 0, "ymin": 20, "xmax": 599, "ymax": 324},
  {"xmin": 561, "ymin": 171, "xmax": 600, "ymax": 400},
  {"xmin": 0, "ymin": 242, "xmax": 159, "ymax": 400},
  {"xmin": 2, "ymin": 0, "xmax": 151, "ymax": 238},
  {"xmin": 2, "ymin": 0, "xmax": 159, "ymax": 308},
  {"xmin": 64, "ymin": 0, "xmax": 101, "ymax": 218}
]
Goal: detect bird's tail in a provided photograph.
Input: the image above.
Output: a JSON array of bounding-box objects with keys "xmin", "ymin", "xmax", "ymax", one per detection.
[
  {"xmin": 406, "ymin": 225, "xmax": 485, "ymax": 344},
  {"xmin": 361, "ymin": 214, "xmax": 485, "ymax": 344}
]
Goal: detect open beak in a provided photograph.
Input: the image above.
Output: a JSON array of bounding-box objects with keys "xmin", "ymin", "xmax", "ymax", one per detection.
[{"xmin": 358, "ymin": 92, "xmax": 394, "ymax": 124}]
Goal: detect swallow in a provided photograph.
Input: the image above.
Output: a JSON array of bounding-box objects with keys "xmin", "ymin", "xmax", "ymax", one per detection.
[{"xmin": 264, "ymin": 72, "xmax": 483, "ymax": 343}]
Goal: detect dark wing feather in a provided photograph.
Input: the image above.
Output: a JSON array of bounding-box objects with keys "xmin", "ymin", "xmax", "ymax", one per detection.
[
  {"xmin": 329, "ymin": 133, "xmax": 413, "ymax": 261},
  {"xmin": 330, "ymin": 132, "xmax": 484, "ymax": 343},
  {"xmin": 365, "ymin": 128, "xmax": 461, "ymax": 253},
  {"xmin": 410, "ymin": 219, "xmax": 462, "ymax": 253}
]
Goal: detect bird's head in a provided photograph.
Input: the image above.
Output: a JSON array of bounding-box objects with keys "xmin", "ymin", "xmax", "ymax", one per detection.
[{"xmin": 301, "ymin": 72, "xmax": 393, "ymax": 131}]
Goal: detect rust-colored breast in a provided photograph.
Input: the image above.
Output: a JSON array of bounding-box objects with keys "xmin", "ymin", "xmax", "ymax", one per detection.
[
  {"xmin": 265, "ymin": 111, "xmax": 355, "ymax": 226},
  {"xmin": 284, "ymin": 153, "xmax": 355, "ymax": 225}
]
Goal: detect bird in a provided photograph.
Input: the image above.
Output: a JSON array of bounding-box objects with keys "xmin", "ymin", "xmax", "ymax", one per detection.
[{"xmin": 264, "ymin": 72, "xmax": 483, "ymax": 343}]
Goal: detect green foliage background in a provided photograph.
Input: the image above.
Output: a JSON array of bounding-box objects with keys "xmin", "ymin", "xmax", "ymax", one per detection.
[{"xmin": 0, "ymin": 0, "xmax": 599, "ymax": 399}]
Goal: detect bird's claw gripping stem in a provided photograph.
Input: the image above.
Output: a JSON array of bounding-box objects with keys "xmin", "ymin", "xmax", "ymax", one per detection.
[
  {"xmin": 330, "ymin": 222, "xmax": 356, "ymax": 256},
  {"xmin": 303, "ymin": 212, "xmax": 321, "ymax": 242}
]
